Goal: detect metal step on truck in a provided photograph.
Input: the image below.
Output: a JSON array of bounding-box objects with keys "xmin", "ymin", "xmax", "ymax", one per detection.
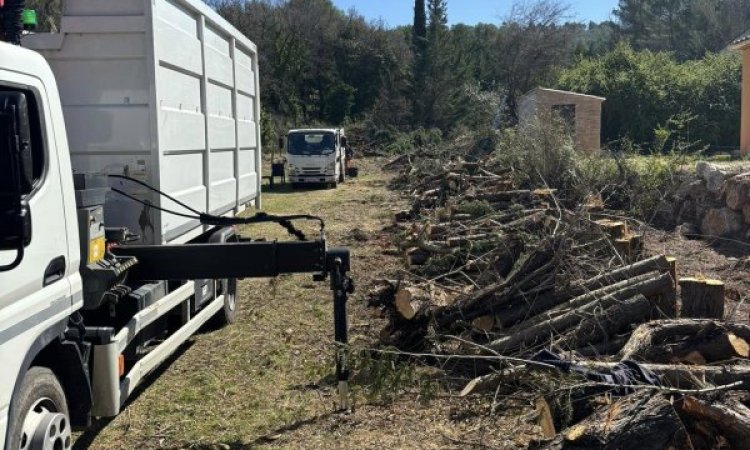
[{"xmin": 0, "ymin": 1, "xmax": 353, "ymax": 449}]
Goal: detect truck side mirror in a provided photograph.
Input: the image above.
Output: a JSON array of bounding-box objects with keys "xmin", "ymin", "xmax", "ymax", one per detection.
[
  {"xmin": 340, "ymin": 136, "xmax": 347, "ymax": 148},
  {"xmin": 0, "ymin": 92, "xmax": 34, "ymax": 270},
  {"xmin": 278, "ymin": 136, "xmax": 284, "ymax": 150}
]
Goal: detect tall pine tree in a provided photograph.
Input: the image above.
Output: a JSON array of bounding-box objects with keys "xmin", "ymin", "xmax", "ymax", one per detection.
[
  {"xmin": 420, "ymin": 0, "xmax": 470, "ymax": 130},
  {"xmin": 412, "ymin": 0, "xmax": 428, "ymax": 125}
]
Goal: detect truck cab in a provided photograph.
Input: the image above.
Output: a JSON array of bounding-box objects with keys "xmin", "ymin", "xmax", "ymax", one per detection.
[
  {"xmin": 0, "ymin": 41, "xmax": 86, "ymax": 450},
  {"xmin": 286, "ymin": 128, "xmax": 347, "ymax": 188}
]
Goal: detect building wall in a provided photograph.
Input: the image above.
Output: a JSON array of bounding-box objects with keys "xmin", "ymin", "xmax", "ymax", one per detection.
[{"xmin": 518, "ymin": 89, "xmax": 604, "ymax": 154}]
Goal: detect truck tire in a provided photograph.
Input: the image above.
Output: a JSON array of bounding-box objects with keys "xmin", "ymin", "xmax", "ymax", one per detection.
[
  {"xmin": 7, "ymin": 367, "xmax": 72, "ymax": 450},
  {"xmin": 211, "ymin": 278, "xmax": 238, "ymax": 327}
]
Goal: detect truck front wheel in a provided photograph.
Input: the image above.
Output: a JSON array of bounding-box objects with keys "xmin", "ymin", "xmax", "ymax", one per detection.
[{"xmin": 7, "ymin": 367, "xmax": 71, "ymax": 450}]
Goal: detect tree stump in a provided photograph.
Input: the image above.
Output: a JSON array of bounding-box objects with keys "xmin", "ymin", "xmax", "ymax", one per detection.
[
  {"xmin": 679, "ymin": 278, "xmax": 725, "ymax": 319},
  {"xmin": 614, "ymin": 234, "xmax": 644, "ymax": 263},
  {"xmin": 595, "ymin": 219, "xmax": 629, "ymax": 239}
]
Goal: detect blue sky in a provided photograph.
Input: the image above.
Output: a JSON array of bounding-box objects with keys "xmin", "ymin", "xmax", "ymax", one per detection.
[{"xmin": 331, "ymin": 1, "xmax": 620, "ymax": 27}]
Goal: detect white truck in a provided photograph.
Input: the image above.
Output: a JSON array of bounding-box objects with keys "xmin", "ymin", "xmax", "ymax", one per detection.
[
  {"xmin": 285, "ymin": 128, "xmax": 349, "ymax": 188},
  {"xmin": 0, "ymin": 1, "xmax": 353, "ymax": 449}
]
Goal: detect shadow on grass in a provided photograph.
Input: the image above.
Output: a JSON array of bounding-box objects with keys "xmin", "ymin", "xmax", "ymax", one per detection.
[
  {"xmin": 262, "ymin": 181, "xmax": 333, "ymax": 194},
  {"xmin": 165, "ymin": 411, "xmax": 342, "ymax": 450},
  {"xmin": 72, "ymin": 341, "xmax": 196, "ymax": 450}
]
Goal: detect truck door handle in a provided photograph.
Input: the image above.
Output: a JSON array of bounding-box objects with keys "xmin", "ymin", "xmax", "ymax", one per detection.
[{"xmin": 43, "ymin": 256, "xmax": 66, "ymax": 287}]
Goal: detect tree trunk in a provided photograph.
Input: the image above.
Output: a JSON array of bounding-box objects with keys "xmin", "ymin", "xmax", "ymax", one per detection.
[
  {"xmin": 567, "ymin": 255, "xmax": 671, "ymax": 297},
  {"xmin": 680, "ymin": 278, "xmax": 725, "ymax": 319},
  {"xmin": 677, "ymin": 394, "xmax": 750, "ymax": 449},
  {"xmin": 434, "ymin": 243, "xmax": 554, "ymax": 327},
  {"xmin": 504, "ymin": 271, "xmax": 674, "ymax": 337},
  {"xmin": 619, "ymin": 319, "xmax": 750, "ymax": 363},
  {"xmin": 489, "ymin": 294, "xmax": 651, "ymax": 354},
  {"xmin": 534, "ymin": 392, "xmax": 693, "ymax": 450},
  {"xmin": 595, "ymin": 219, "xmax": 629, "ymax": 239},
  {"xmin": 553, "ymin": 294, "xmax": 652, "ymax": 351}
]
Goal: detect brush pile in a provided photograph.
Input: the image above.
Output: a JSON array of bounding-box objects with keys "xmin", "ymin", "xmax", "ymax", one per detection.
[{"xmin": 370, "ymin": 152, "xmax": 750, "ymax": 449}]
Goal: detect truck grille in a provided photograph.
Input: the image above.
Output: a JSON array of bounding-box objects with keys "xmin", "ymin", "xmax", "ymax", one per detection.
[{"xmin": 302, "ymin": 167, "xmax": 322, "ymax": 174}]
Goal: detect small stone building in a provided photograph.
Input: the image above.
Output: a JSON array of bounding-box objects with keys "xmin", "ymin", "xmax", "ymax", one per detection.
[
  {"xmin": 731, "ymin": 33, "xmax": 750, "ymax": 156},
  {"xmin": 518, "ymin": 88, "xmax": 606, "ymax": 154}
]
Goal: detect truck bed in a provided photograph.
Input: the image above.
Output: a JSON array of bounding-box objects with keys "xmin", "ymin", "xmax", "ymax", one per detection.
[{"xmin": 23, "ymin": 0, "xmax": 261, "ymax": 244}]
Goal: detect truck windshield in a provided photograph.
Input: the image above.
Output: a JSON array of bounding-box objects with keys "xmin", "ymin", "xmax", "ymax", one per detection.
[{"xmin": 288, "ymin": 133, "xmax": 335, "ymax": 156}]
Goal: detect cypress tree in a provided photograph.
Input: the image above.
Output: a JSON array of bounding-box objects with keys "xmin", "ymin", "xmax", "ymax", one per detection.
[{"xmin": 411, "ymin": 0, "xmax": 428, "ymax": 125}]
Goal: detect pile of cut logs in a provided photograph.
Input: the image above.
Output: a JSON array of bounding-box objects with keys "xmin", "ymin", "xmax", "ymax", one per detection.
[{"xmin": 370, "ymin": 156, "xmax": 750, "ymax": 449}]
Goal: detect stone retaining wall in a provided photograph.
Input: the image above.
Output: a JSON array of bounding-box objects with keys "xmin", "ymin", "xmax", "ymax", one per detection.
[{"xmin": 673, "ymin": 162, "xmax": 750, "ymax": 239}]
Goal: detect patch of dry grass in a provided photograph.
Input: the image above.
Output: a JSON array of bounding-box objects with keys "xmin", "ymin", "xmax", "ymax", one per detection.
[{"xmin": 76, "ymin": 159, "xmax": 406, "ymax": 449}]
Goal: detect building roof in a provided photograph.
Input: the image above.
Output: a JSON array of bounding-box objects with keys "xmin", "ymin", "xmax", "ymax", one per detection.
[
  {"xmin": 731, "ymin": 31, "xmax": 750, "ymax": 50},
  {"xmin": 522, "ymin": 87, "xmax": 606, "ymax": 102}
]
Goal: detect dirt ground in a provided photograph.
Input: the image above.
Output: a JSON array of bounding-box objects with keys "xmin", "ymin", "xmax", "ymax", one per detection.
[
  {"xmin": 643, "ymin": 227, "xmax": 750, "ymax": 324},
  {"xmin": 73, "ymin": 158, "xmax": 750, "ymax": 450}
]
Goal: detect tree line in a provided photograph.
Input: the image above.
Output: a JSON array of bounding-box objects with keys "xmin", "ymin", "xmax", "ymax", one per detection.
[
  {"xmin": 21, "ymin": 0, "xmax": 750, "ymax": 149},
  {"xmin": 209, "ymin": 0, "xmax": 748, "ymax": 150}
]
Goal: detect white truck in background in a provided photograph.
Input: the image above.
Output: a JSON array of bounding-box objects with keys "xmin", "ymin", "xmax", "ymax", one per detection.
[
  {"xmin": 285, "ymin": 128, "xmax": 349, "ymax": 188},
  {"xmin": 0, "ymin": 1, "xmax": 353, "ymax": 449}
]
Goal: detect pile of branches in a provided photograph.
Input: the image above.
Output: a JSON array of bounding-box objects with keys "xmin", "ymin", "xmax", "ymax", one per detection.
[{"xmin": 369, "ymin": 156, "xmax": 750, "ymax": 449}]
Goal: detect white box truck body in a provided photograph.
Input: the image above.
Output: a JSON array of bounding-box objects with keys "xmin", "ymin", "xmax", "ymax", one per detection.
[{"xmin": 23, "ymin": 0, "xmax": 262, "ymax": 244}]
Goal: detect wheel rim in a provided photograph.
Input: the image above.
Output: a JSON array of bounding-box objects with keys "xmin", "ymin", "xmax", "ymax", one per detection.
[{"xmin": 19, "ymin": 397, "xmax": 71, "ymax": 450}]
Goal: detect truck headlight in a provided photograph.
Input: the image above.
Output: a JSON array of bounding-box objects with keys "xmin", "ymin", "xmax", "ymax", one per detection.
[
  {"xmin": 326, "ymin": 162, "xmax": 336, "ymax": 173},
  {"xmin": 288, "ymin": 164, "xmax": 299, "ymax": 174}
]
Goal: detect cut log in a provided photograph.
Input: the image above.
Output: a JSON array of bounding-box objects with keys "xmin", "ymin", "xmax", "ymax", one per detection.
[
  {"xmin": 680, "ymin": 277, "xmax": 725, "ymax": 319},
  {"xmin": 688, "ymin": 333, "xmax": 750, "ymax": 363},
  {"xmin": 595, "ymin": 219, "xmax": 629, "ymax": 239},
  {"xmin": 553, "ymin": 294, "xmax": 652, "ymax": 351},
  {"xmin": 506, "ymin": 271, "xmax": 675, "ymax": 336},
  {"xmin": 394, "ymin": 287, "xmax": 422, "ymax": 320},
  {"xmin": 566, "ymin": 255, "xmax": 671, "ymax": 298},
  {"xmin": 495, "ymin": 291, "xmax": 563, "ymax": 329},
  {"xmin": 614, "ymin": 234, "xmax": 644, "ymax": 263},
  {"xmin": 678, "ymin": 395, "xmax": 750, "ymax": 449},
  {"xmin": 489, "ymin": 294, "xmax": 651, "ymax": 354},
  {"xmin": 535, "ymin": 397, "xmax": 557, "ymax": 440},
  {"xmin": 434, "ymin": 243, "xmax": 555, "ymax": 327},
  {"xmin": 533, "ymin": 392, "xmax": 693, "ymax": 450},
  {"xmin": 619, "ymin": 319, "xmax": 750, "ymax": 363}
]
